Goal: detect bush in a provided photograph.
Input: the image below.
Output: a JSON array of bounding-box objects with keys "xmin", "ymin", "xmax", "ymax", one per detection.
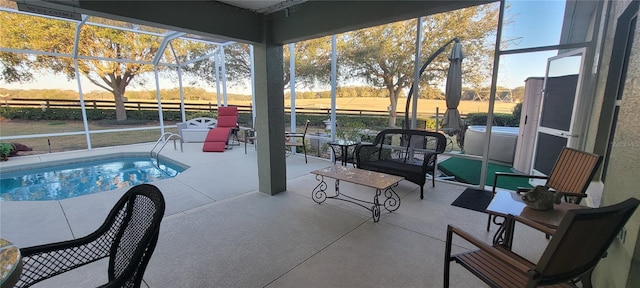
[
  {"xmin": 186, "ymin": 112, "xmax": 216, "ymax": 120},
  {"xmin": 512, "ymin": 102, "xmax": 523, "ymax": 124},
  {"xmin": 0, "ymin": 107, "xmax": 183, "ymax": 121},
  {"xmin": 465, "ymin": 112, "xmax": 519, "ymax": 127}
]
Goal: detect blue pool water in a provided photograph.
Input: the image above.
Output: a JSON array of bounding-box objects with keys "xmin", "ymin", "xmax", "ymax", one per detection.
[{"xmin": 0, "ymin": 156, "xmax": 187, "ymax": 201}]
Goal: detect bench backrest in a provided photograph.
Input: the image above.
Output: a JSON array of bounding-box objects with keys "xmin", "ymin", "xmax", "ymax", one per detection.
[
  {"xmin": 371, "ymin": 129, "xmax": 447, "ymax": 154},
  {"xmin": 185, "ymin": 117, "xmax": 217, "ymax": 128}
]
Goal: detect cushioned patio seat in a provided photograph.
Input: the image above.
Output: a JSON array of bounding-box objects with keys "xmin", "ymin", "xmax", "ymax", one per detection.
[
  {"xmin": 203, "ymin": 127, "xmax": 231, "ymax": 152},
  {"xmin": 202, "ymin": 106, "xmax": 238, "ymax": 152}
]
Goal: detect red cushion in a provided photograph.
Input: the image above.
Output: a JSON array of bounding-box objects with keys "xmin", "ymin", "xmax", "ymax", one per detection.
[
  {"xmin": 202, "ymin": 142, "xmax": 226, "ymax": 152},
  {"xmin": 205, "ymin": 128, "xmax": 231, "ymax": 141},
  {"xmin": 218, "ymin": 106, "xmax": 237, "ymax": 116},
  {"xmin": 217, "ymin": 116, "xmax": 237, "ymax": 128}
]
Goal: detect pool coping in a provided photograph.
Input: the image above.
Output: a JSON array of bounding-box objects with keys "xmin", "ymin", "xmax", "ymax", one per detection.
[{"xmin": 0, "ymin": 152, "xmax": 190, "ymax": 175}]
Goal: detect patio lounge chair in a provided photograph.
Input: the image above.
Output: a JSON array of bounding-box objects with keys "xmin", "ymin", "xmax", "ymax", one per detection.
[
  {"xmin": 15, "ymin": 184, "xmax": 166, "ymax": 288},
  {"xmin": 445, "ymin": 197, "xmax": 639, "ymax": 288},
  {"xmin": 203, "ymin": 106, "xmax": 239, "ymax": 152},
  {"xmin": 487, "ymin": 146, "xmax": 602, "ymax": 231},
  {"xmin": 285, "ymin": 120, "xmax": 310, "ymax": 163}
]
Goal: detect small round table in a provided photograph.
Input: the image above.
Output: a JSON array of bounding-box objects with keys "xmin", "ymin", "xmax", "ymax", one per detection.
[
  {"xmin": 0, "ymin": 238, "xmax": 22, "ymax": 288},
  {"xmin": 328, "ymin": 140, "xmax": 359, "ymax": 166}
]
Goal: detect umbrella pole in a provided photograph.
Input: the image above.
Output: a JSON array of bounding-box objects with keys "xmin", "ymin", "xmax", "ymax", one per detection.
[{"xmin": 403, "ymin": 38, "xmax": 459, "ymax": 130}]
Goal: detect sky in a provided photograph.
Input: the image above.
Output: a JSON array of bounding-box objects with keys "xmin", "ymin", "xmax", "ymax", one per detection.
[
  {"xmin": 496, "ymin": 0, "xmax": 567, "ymax": 88},
  {"xmin": 2, "ymin": 0, "xmax": 569, "ymax": 94}
]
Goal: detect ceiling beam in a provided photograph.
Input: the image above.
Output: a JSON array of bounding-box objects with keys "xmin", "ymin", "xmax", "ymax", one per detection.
[
  {"xmin": 267, "ymin": 0, "xmax": 496, "ymax": 44},
  {"xmin": 47, "ymin": 0, "xmax": 264, "ymax": 43}
]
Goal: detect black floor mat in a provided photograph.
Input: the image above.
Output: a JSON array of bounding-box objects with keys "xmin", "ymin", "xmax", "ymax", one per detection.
[{"xmin": 451, "ymin": 188, "xmax": 493, "ymax": 213}]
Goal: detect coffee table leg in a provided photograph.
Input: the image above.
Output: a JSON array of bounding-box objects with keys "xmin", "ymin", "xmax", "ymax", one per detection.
[
  {"xmin": 372, "ymin": 189, "xmax": 381, "ymax": 222},
  {"xmin": 382, "ymin": 183, "xmax": 401, "ymax": 212},
  {"xmin": 312, "ymin": 175, "xmax": 328, "ymax": 204}
]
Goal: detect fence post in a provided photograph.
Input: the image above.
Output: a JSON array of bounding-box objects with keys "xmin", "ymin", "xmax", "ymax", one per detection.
[{"xmin": 45, "ymin": 100, "xmax": 50, "ymax": 108}]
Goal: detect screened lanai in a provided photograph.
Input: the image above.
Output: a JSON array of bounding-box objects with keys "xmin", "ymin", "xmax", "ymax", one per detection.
[
  {"xmin": 2, "ymin": 1, "xmax": 640, "ymax": 286},
  {"xmin": 1, "ymin": 0, "xmax": 604, "ymax": 194},
  {"xmin": 0, "ymin": 0, "xmax": 252, "ymax": 151}
]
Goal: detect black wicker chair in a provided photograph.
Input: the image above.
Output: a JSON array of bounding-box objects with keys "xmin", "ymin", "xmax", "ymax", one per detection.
[{"xmin": 15, "ymin": 184, "xmax": 166, "ymax": 288}]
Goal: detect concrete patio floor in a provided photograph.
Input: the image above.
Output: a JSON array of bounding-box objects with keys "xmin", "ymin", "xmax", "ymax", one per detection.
[{"xmin": 0, "ymin": 142, "xmax": 550, "ymax": 287}]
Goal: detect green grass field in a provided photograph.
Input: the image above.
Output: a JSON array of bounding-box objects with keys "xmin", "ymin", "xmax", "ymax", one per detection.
[
  {"xmin": 231, "ymin": 98, "xmax": 516, "ymax": 115},
  {"xmin": 0, "ymin": 120, "xmax": 179, "ymax": 155},
  {"xmin": 0, "ymin": 98, "xmax": 516, "ymax": 155}
]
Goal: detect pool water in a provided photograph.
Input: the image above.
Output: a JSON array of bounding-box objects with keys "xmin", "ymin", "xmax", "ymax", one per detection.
[{"xmin": 0, "ymin": 156, "xmax": 186, "ymax": 201}]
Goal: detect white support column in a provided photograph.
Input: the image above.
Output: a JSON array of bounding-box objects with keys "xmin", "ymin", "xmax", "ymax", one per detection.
[
  {"xmin": 250, "ymin": 45, "xmax": 256, "ymax": 125},
  {"xmin": 411, "ymin": 17, "xmax": 422, "ymax": 129},
  {"xmin": 220, "ymin": 46, "xmax": 228, "ymax": 106},
  {"xmin": 215, "ymin": 47, "xmax": 222, "ymax": 108},
  {"xmin": 169, "ymin": 43, "xmax": 186, "ymax": 122},
  {"xmin": 480, "ymin": 0, "xmax": 506, "ymax": 188},
  {"xmin": 74, "ymin": 60, "xmax": 91, "ymax": 149},
  {"xmin": 177, "ymin": 65, "xmax": 185, "ymax": 121},
  {"xmin": 73, "ymin": 18, "xmax": 91, "ymax": 149},
  {"xmin": 154, "ymin": 66, "xmax": 165, "ymax": 135},
  {"xmin": 289, "ymin": 43, "xmax": 296, "ymax": 135},
  {"xmin": 330, "ymin": 35, "xmax": 337, "ymax": 140}
]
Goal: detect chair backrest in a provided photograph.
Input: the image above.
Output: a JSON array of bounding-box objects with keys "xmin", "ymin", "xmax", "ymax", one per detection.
[
  {"xmin": 16, "ymin": 184, "xmax": 165, "ymax": 288},
  {"xmin": 532, "ymin": 198, "xmax": 639, "ymax": 286},
  {"xmin": 301, "ymin": 120, "xmax": 310, "ymax": 137},
  {"xmin": 546, "ymin": 147, "xmax": 603, "ymax": 195},
  {"xmin": 107, "ymin": 184, "xmax": 166, "ymax": 286},
  {"xmin": 217, "ymin": 106, "xmax": 238, "ymax": 128}
]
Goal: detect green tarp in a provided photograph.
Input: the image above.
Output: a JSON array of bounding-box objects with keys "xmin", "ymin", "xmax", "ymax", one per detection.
[{"xmin": 438, "ymin": 157, "xmax": 533, "ymax": 191}]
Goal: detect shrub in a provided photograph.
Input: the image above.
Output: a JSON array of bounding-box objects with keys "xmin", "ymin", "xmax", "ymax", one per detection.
[
  {"xmin": 465, "ymin": 112, "xmax": 518, "ymax": 127},
  {"xmin": 0, "ymin": 107, "xmax": 183, "ymax": 121},
  {"xmin": 512, "ymin": 102, "xmax": 523, "ymax": 124}
]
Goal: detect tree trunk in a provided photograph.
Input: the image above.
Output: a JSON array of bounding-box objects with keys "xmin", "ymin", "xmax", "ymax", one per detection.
[
  {"xmin": 113, "ymin": 90, "xmax": 127, "ymax": 121},
  {"xmin": 387, "ymin": 87, "xmax": 398, "ymax": 127}
]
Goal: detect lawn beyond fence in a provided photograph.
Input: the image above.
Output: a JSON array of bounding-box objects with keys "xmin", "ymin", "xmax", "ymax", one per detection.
[{"xmin": 0, "ymin": 97, "xmax": 518, "ymax": 155}]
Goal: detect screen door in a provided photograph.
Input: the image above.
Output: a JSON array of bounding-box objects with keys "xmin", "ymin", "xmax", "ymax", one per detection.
[{"xmin": 532, "ymin": 49, "xmax": 585, "ymax": 176}]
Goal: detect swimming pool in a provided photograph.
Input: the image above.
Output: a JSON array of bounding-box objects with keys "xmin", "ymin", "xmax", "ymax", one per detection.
[{"xmin": 0, "ymin": 154, "xmax": 188, "ymax": 201}]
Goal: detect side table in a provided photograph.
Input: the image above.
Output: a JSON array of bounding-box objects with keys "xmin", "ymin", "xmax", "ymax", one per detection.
[{"xmin": 327, "ymin": 139, "xmax": 359, "ymax": 166}]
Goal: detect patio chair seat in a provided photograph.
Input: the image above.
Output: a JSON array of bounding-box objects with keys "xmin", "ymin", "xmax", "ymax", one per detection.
[
  {"xmin": 203, "ymin": 106, "xmax": 239, "ymax": 152},
  {"xmin": 446, "ymin": 198, "xmax": 639, "ymax": 288},
  {"xmin": 203, "ymin": 127, "xmax": 232, "ymax": 152}
]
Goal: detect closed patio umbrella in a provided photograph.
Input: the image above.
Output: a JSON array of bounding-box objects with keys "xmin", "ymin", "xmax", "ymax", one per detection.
[{"xmin": 441, "ymin": 40, "xmax": 464, "ymax": 135}]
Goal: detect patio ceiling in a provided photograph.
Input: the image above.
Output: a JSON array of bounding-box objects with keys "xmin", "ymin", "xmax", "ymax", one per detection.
[
  {"xmin": 18, "ymin": 0, "xmax": 495, "ymax": 45},
  {"xmin": 217, "ymin": 0, "xmax": 310, "ymax": 14}
]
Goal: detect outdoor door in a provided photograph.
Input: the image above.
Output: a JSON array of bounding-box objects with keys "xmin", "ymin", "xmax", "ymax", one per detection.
[{"xmin": 531, "ymin": 49, "xmax": 586, "ymax": 176}]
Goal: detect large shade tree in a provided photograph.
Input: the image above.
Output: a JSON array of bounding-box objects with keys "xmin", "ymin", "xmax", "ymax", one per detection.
[
  {"xmin": 340, "ymin": 4, "xmax": 500, "ymax": 127},
  {"xmin": 184, "ymin": 36, "xmax": 333, "ymax": 94},
  {"xmin": 0, "ymin": 11, "xmax": 213, "ymax": 121},
  {"xmin": 180, "ymin": 42, "xmax": 252, "ymax": 90},
  {"xmin": 283, "ymin": 36, "xmax": 333, "ymax": 90}
]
